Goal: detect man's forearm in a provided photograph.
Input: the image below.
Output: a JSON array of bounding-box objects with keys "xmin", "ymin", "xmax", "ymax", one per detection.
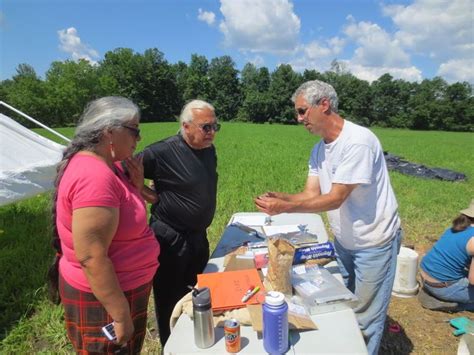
[
  {"xmin": 283, "ymin": 183, "xmax": 355, "ymax": 213},
  {"xmin": 284, "ymin": 192, "xmax": 343, "ymax": 213}
]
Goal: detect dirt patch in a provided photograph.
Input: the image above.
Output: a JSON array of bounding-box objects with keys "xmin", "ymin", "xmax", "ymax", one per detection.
[
  {"xmin": 380, "ymin": 243, "xmax": 471, "ymax": 354},
  {"xmin": 381, "ymin": 296, "xmax": 468, "ymax": 354}
]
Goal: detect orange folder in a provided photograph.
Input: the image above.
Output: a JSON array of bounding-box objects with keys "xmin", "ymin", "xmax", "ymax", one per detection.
[{"xmin": 197, "ymin": 269, "xmax": 265, "ymax": 312}]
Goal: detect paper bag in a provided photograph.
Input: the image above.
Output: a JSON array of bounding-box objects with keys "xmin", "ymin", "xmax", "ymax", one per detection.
[{"xmin": 264, "ymin": 238, "xmax": 295, "ymax": 295}]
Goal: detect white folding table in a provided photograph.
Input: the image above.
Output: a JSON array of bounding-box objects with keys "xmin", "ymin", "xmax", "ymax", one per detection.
[{"xmin": 164, "ymin": 212, "xmax": 368, "ymax": 354}]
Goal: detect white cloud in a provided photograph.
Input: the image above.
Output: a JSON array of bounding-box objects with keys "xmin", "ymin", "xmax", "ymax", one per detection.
[
  {"xmin": 334, "ymin": 16, "xmax": 422, "ymax": 82},
  {"xmin": 342, "ymin": 62, "xmax": 423, "ymax": 83},
  {"xmin": 437, "ymin": 58, "xmax": 474, "ymax": 83},
  {"xmin": 344, "ymin": 18, "xmax": 410, "ymax": 67},
  {"xmin": 197, "ymin": 8, "xmax": 216, "ymax": 26},
  {"xmin": 289, "ymin": 14, "xmax": 423, "ymax": 83},
  {"xmin": 249, "ymin": 55, "xmax": 265, "ymax": 67},
  {"xmin": 288, "ymin": 37, "xmax": 345, "ymax": 72},
  {"xmin": 57, "ymin": 27, "xmax": 99, "ymax": 64},
  {"xmin": 384, "ymin": 0, "xmax": 472, "ymax": 59},
  {"xmin": 218, "ymin": 0, "xmax": 300, "ymax": 54},
  {"xmin": 383, "ymin": 0, "xmax": 473, "ymax": 83}
]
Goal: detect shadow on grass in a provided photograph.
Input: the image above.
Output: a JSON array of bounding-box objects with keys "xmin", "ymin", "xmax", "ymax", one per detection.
[
  {"xmin": 0, "ymin": 195, "xmax": 53, "ymax": 340},
  {"xmin": 380, "ymin": 315, "xmax": 414, "ymax": 354}
]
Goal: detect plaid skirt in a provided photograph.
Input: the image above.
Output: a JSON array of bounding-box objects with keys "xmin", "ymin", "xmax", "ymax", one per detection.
[{"xmin": 59, "ymin": 275, "xmax": 152, "ymax": 354}]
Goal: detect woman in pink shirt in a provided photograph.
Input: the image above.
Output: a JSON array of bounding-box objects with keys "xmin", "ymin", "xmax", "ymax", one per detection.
[{"xmin": 47, "ymin": 97, "xmax": 160, "ymax": 353}]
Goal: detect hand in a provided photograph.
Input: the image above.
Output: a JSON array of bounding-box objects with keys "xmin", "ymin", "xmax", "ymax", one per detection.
[
  {"xmin": 254, "ymin": 195, "xmax": 287, "ymax": 215},
  {"xmin": 257, "ymin": 191, "xmax": 283, "ymax": 199},
  {"xmin": 124, "ymin": 155, "xmax": 144, "ymax": 191},
  {"xmin": 113, "ymin": 316, "xmax": 134, "ymax": 345},
  {"xmin": 148, "ymin": 179, "xmax": 155, "ymax": 191}
]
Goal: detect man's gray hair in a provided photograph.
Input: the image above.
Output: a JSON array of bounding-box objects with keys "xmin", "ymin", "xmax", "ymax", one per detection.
[
  {"xmin": 291, "ymin": 80, "xmax": 339, "ymax": 113},
  {"xmin": 179, "ymin": 99, "xmax": 215, "ymax": 124},
  {"xmin": 179, "ymin": 100, "xmax": 215, "ymax": 135}
]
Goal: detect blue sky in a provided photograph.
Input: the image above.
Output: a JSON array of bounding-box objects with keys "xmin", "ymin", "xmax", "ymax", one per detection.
[{"xmin": 1, "ymin": 0, "xmax": 473, "ymax": 84}]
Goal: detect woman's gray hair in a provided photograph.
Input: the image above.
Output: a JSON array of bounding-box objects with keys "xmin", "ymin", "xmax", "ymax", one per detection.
[
  {"xmin": 291, "ymin": 80, "xmax": 339, "ymax": 113},
  {"xmin": 179, "ymin": 99, "xmax": 215, "ymax": 134},
  {"xmin": 74, "ymin": 96, "xmax": 140, "ymax": 150}
]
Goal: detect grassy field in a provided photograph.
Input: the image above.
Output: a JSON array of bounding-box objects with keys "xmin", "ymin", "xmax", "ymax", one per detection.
[{"xmin": 0, "ymin": 122, "xmax": 472, "ymax": 352}]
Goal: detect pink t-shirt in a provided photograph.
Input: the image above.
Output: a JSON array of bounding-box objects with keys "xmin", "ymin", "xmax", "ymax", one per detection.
[{"xmin": 57, "ymin": 154, "xmax": 160, "ymax": 292}]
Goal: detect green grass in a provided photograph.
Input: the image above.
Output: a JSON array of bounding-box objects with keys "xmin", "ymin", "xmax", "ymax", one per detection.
[{"xmin": 1, "ymin": 122, "xmax": 473, "ymax": 351}]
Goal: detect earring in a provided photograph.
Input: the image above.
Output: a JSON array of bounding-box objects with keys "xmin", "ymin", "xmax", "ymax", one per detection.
[{"xmin": 109, "ymin": 141, "xmax": 116, "ymax": 159}]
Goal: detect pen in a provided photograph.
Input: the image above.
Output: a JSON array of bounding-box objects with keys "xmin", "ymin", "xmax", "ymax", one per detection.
[
  {"xmin": 242, "ymin": 286, "xmax": 260, "ymax": 302},
  {"xmin": 241, "ymin": 285, "xmax": 255, "ymax": 302}
]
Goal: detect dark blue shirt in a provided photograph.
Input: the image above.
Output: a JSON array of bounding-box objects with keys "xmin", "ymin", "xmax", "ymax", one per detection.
[{"xmin": 421, "ymin": 226, "xmax": 474, "ymax": 281}]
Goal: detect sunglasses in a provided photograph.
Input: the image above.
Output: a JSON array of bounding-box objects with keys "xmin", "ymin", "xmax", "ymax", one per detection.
[
  {"xmin": 295, "ymin": 98, "xmax": 327, "ymax": 117},
  {"xmin": 195, "ymin": 122, "xmax": 221, "ymax": 133},
  {"xmin": 122, "ymin": 125, "xmax": 141, "ymax": 138},
  {"xmin": 296, "ymin": 107, "xmax": 310, "ymax": 117}
]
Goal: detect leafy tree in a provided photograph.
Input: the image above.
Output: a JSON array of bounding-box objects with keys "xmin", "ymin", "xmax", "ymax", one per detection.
[
  {"xmin": 100, "ymin": 48, "xmax": 179, "ymax": 122},
  {"xmin": 44, "ymin": 59, "xmax": 102, "ymax": 126},
  {"xmin": 256, "ymin": 67, "xmax": 271, "ymax": 93},
  {"xmin": 99, "ymin": 48, "xmax": 141, "ymax": 99},
  {"xmin": 139, "ymin": 48, "xmax": 180, "ymax": 121},
  {"xmin": 240, "ymin": 63, "xmax": 270, "ymax": 94},
  {"xmin": 2, "ymin": 47, "xmax": 472, "ymax": 131},
  {"xmin": 171, "ymin": 61, "xmax": 188, "ymax": 110},
  {"xmin": 445, "ymin": 82, "xmax": 473, "ymax": 131},
  {"xmin": 3, "ymin": 64, "xmax": 47, "ymax": 126},
  {"xmin": 322, "ymin": 72, "xmax": 372, "ymax": 126},
  {"xmin": 238, "ymin": 90, "xmax": 272, "ymax": 123},
  {"xmin": 238, "ymin": 63, "xmax": 272, "ymax": 122},
  {"xmin": 268, "ymin": 64, "xmax": 302, "ymax": 124},
  {"xmin": 208, "ymin": 55, "xmax": 241, "ymax": 121},
  {"xmin": 183, "ymin": 54, "xmax": 211, "ymax": 103},
  {"xmin": 302, "ymin": 69, "xmax": 323, "ymax": 82},
  {"xmin": 370, "ymin": 74, "xmax": 413, "ymax": 127},
  {"xmin": 408, "ymin": 77, "xmax": 449, "ymax": 130}
]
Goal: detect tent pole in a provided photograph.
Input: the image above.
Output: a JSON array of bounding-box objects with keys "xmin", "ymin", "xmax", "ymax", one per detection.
[{"xmin": 0, "ymin": 101, "xmax": 71, "ymax": 143}]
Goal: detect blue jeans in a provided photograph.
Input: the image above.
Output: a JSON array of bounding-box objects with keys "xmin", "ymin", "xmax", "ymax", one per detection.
[
  {"xmin": 424, "ymin": 277, "xmax": 474, "ymax": 311},
  {"xmin": 334, "ymin": 228, "xmax": 403, "ymax": 355}
]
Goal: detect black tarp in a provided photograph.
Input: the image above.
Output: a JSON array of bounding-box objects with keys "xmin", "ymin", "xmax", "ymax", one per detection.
[{"xmin": 384, "ymin": 152, "xmax": 467, "ymax": 182}]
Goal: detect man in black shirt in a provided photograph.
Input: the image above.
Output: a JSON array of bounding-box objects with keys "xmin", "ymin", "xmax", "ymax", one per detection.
[{"xmin": 140, "ymin": 100, "xmax": 219, "ymax": 346}]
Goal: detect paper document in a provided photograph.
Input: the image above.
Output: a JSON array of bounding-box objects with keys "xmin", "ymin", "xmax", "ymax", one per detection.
[
  {"xmin": 232, "ymin": 215, "xmax": 267, "ymax": 226},
  {"xmin": 262, "ymin": 224, "xmax": 301, "ymax": 236}
]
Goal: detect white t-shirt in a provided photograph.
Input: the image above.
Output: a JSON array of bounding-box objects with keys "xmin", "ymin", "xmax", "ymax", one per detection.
[{"xmin": 308, "ymin": 120, "xmax": 400, "ymax": 250}]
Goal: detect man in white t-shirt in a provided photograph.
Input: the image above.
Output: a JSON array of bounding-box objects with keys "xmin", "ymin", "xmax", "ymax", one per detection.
[{"xmin": 255, "ymin": 80, "xmax": 402, "ymax": 355}]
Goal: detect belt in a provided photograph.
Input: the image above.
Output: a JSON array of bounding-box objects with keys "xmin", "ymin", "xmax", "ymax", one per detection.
[{"xmin": 422, "ymin": 278, "xmax": 456, "ymax": 289}]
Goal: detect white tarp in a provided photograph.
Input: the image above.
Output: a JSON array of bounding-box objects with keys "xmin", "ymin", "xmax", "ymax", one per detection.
[{"xmin": 0, "ymin": 112, "xmax": 65, "ymax": 206}]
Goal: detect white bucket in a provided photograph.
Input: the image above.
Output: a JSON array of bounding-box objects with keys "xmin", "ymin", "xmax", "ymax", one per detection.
[{"xmin": 392, "ymin": 246, "xmax": 419, "ymax": 298}]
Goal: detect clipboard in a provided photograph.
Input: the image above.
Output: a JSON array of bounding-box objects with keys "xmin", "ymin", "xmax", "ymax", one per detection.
[{"xmin": 197, "ymin": 269, "xmax": 265, "ymax": 311}]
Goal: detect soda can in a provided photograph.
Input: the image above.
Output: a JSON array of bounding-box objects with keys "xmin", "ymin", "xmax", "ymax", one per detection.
[{"xmin": 224, "ymin": 318, "xmax": 241, "ymax": 353}]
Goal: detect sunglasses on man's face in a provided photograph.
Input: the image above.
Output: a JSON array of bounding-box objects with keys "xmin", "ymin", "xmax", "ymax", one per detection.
[
  {"xmin": 295, "ymin": 98, "xmax": 327, "ymax": 117},
  {"xmin": 198, "ymin": 123, "xmax": 221, "ymax": 133},
  {"xmin": 296, "ymin": 107, "xmax": 310, "ymax": 117},
  {"xmin": 122, "ymin": 125, "xmax": 141, "ymax": 138}
]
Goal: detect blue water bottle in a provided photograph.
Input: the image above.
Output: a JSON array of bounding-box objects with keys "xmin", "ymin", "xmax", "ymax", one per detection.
[{"xmin": 263, "ymin": 291, "xmax": 289, "ymax": 354}]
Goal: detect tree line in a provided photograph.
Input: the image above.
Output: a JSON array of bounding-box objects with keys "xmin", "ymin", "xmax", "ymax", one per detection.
[{"xmin": 1, "ymin": 47, "xmax": 472, "ymax": 131}]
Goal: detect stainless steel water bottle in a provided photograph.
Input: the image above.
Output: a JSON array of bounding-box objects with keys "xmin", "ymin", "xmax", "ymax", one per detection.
[{"xmin": 191, "ymin": 287, "xmax": 215, "ymax": 348}]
